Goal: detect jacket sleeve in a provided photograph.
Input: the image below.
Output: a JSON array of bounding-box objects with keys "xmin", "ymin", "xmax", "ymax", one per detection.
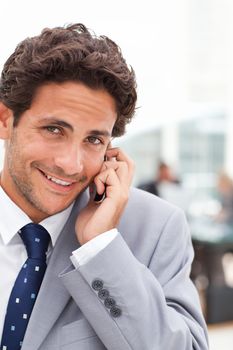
[{"xmin": 60, "ymin": 208, "xmax": 209, "ymax": 350}]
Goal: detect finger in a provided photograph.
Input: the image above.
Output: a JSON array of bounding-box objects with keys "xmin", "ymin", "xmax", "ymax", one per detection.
[
  {"xmin": 105, "ymin": 148, "xmax": 135, "ymax": 177},
  {"xmin": 105, "ymin": 147, "xmax": 134, "ymax": 172},
  {"xmin": 101, "ymin": 160, "xmax": 132, "ymax": 186},
  {"xmin": 94, "ymin": 167, "xmax": 120, "ymax": 195}
]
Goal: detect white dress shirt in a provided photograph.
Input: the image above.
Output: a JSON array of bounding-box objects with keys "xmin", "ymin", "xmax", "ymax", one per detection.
[{"xmin": 0, "ymin": 186, "xmax": 117, "ymax": 339}]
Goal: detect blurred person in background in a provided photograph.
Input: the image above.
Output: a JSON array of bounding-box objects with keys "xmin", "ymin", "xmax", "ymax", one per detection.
[
  {"xmin": 138, "ymin": 161, "xmax": 190, "ymax": 211},
  {"xmin": 0, "ymin": 23, "xmax": 208, "ymax": 349},
  {"xmin": 138, "ymin": 161, "xmax": 181, "ymax": 197},
  {"xmin": 215, "ymin": 172, "xmax": 233, "ymax": 223}
]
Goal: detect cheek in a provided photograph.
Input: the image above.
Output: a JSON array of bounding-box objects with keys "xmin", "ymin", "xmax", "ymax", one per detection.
[
  {"xmin": 23, "ymin": 139, "xmax": 55, "ymax": 162},
  {"xmin": 83, "ymin": 152, "xmax": 105, "ymax": 176}
]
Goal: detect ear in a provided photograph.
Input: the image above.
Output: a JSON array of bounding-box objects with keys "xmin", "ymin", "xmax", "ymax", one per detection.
[{"xmin": 0, "ymin": 102, "xmax": 14, "ymax": 139}]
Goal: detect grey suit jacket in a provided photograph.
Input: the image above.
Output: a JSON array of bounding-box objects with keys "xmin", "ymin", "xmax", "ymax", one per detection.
[{"xmin": 21, "ymin": 188, "xmax": 208, "ymax": 350}]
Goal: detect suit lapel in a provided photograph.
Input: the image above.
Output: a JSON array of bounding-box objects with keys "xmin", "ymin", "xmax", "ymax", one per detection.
[{"xmin": 21, "ymin": 191, "xmax": 89, "ymax": 350}]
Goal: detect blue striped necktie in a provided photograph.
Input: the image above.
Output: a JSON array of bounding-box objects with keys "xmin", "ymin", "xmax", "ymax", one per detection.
[{"xmin": 1, "ymin": 223, "xmax": 50, "ymax": 350}]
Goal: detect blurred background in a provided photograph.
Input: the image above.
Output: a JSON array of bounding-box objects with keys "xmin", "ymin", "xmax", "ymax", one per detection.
[{"xmin": 1, "ymin": 0, "xmax": 233, "ymax": 348}]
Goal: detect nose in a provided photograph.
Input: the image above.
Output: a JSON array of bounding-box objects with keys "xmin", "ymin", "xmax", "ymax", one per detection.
[{"xmin": 54, "ymin": 143, "xmax": 84, "ymax": 176}]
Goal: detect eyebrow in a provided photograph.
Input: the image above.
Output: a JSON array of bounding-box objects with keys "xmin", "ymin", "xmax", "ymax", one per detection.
[
  {"xmin": 39, "ymin": 118, "xmax": 111, "ymax": 137},
  {"xmin": 39, "ymin": 118, "xmax": 73, "ymax": 130},
  {"xmin": 88, "ymin": 129, "xmax": 111, "ymax": 137}
]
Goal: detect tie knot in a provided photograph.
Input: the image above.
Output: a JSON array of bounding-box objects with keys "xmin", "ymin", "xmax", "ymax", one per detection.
[{"xmin": 19, "ymin": 223, "xmax": 50, "ymax": 260}]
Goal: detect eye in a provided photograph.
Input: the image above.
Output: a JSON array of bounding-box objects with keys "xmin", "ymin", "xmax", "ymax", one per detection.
[
  {"xmin": 45, "ymin": 126, "xmax": 62, "ymax": 134},
  {"xmin": 87, "ymin": 136, "xmax": 102, "ymax": 145}
]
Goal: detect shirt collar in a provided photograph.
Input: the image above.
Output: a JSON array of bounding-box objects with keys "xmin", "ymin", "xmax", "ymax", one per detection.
[{"xmin": 0, "ymin": 186, "xmax": 74, "ymax": 246}]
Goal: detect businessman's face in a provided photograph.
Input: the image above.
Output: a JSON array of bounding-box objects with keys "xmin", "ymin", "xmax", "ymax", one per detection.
[{"xmin": 0, "ymin": 82, "xmax": 116, "ymax": 222}]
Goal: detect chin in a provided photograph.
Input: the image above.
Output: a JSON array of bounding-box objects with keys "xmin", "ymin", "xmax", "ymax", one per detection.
[{"xmin": 33, "ymin": 199, "xmax": 72, "ymax": 219}]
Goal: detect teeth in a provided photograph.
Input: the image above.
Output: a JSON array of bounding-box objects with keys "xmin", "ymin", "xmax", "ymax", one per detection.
[{"xmin": 45, "ymin": 174, "xmax": 71, "ymax": 186}]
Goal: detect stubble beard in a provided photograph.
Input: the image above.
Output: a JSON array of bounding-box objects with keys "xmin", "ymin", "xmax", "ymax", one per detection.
[
  {"xmin": 6, "ymin": 132, "xmax": 90, "ymax": 218},
  {"xmin": 8, "ymin": 165, "xmax": 88, "ymax": 218},
  {"xmin": 9, "ymin": 163, "xmax": 56, "ymax": 217},
  {"xmin": 6, "ymin": 152, "xmax": 80, "ymax": 219}
]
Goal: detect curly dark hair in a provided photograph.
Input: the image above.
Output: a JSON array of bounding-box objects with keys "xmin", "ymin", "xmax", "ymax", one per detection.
[{"xmin": 0, "ymin": 23, "xmax": 137, "ymax": 137}]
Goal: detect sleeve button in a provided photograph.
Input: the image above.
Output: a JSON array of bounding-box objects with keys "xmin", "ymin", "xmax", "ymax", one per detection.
[
  {"xmin": 110, "ymin": 306, "xmax": 122, "ymax": 318},
  {"xmin": 104, "ymin": 297, "xmax": 116, "ymax": 309},
  {"xmin": 98, "ymin": 288, "xmax": 110, "ymax": 300},
  {"xmin": 92, "ymin": 279, "xmax": 104, "ymax": 291}
]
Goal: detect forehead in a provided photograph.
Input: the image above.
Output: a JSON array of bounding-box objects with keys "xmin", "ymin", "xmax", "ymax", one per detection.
[{"xmin": 29, "ymin": 81, "xmax": 117, "ymax": 127}]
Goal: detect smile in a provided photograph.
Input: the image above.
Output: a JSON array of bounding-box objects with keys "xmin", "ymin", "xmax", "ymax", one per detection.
[
  {"xmin": 45, "ymin": 174, "xmax": 71, "ymax": 186},
  {"xmin": 39, "ymin": 169, "xmax": 75, "ymax": 188}
]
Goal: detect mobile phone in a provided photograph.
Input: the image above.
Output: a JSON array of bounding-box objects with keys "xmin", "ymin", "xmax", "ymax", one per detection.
[{"xmin": 94, "ymin": 188, "xmax": 106, "ymax": 203}]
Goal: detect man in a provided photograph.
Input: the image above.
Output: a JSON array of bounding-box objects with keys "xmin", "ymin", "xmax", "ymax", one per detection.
[
  {"xmin": 138, "ymin": 161, "xmax": 181, "ymax": 197},
  {"xmin": 0, "ymin": 23, "xmax": 208, "ymax": 349}
]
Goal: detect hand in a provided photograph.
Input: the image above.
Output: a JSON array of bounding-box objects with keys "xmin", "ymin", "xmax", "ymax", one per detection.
[{"xmin": 75, "ymin": 148, "xmax": 134, "ymax": 245}]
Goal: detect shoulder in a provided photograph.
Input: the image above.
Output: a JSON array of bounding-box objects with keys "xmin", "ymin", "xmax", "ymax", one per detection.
[
  {"xmin": 126, "ymin": 187, "xmax": 185, "ymax": 223},
  {"xmin": 118, "ymin": 187, "xmax": 190, "ymax": 264},
  {"xmin": 120, "ymin": 187, "xmax": 187, "ymax": 240}
]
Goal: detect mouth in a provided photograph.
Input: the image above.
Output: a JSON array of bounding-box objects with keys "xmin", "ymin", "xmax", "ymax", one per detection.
[
  {"xmin": 44, "ymin": 173, "xmax": 73, "ymax": 186},
  {"xmin": 38, "ymin": 169, "xmax": 77, "ymax": 192}
]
